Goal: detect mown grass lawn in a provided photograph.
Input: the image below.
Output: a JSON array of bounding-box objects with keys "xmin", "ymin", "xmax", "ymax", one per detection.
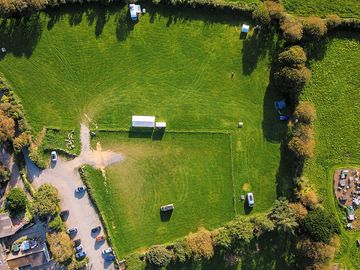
[
  {"xmin": 301, "ymin": 32, "xmax": 360, "ymax": 268},
  {"xmin": 87, "ymin": 131, "xmax": 234, "ymax": 255},
  {"xmin": 0, "ymin": 2, "xmax": 284, "ymax": 257},
  {"xmin": 283, "ymin": 0, "xmax": 360, "ymax": 18}
]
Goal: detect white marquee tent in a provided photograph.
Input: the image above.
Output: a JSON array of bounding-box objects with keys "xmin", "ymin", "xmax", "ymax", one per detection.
[{"xmin": 132, "ymin": 115, "xmax": 156, "ymax": 128}]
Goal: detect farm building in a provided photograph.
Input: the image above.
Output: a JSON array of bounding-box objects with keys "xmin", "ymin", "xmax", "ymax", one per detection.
[{"xmin": 132, "ymin": 115, "xmax": 156, "ymax": 128}]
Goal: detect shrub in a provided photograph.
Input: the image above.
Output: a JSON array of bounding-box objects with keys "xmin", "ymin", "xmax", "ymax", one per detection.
[
  {"xmin": 47, "ymin": 232, "xmax": 73, "ymax": 263},
  {"xmin": 252, "ymin": 4, "xmax": 270, "ymax": 25},
  {"xmin": 212, "ymin": 227, "xmax": 232, "ymax": 250},
  {"xmin": 13, "ymin": 132, "xmax": 30, "ymax": 153},
  {"xmin": 250, "ymin": 214, "xmax": 275, "ymax": 237},
  {"xmin": 264, "ymin": 1, "xmax": 284, "ymax": 21},
  {"xmin": 280, "ymin": 15, "xmax": 303, "ymax": 42},
  {"xmin": 288, "ymin": 123, "xmax": 315, "ymax": 159},
  {"xmin": 6, "ymin": 187, "xmax": 28, "ymax": 214},
  {"xmin": 48, "ymin": 214, "xmax": 65, "ymax": 232},
  {"xmin": 326, "ymin": 14, "xmax": 341, "ymax": 30},
  {"xmin": 300, "ymin": 190, "xmax": 319, "ymax": 209},
  {"xmin": 0, "ymin": 164, "xmax": 10, "ymax": 183},
  {"xmin": 124, "ymin": 252, "xmax": 147, "ymax": 270},
  {"xmin": 289, "ymin": 203, "xmax": 308, "ymax": 221},
  {"xmin": 302, "ymin": 17, "xmax": 327, "ymax": 40},
  {"xmin": 278, "ymin": 46, "xmax": 307, "ymax": 68},
  {"xmin": 301, "ymin": 208, "xmax": 340, "ymax": 243},
  {"xmin": 225, "ymin": 217, "xmax": 255, "ymax": 243},
  {"xmin": 146, "ymin": 245, "xmax": 173, "ymax": 268},
  {"xmin": 0, "ymin": 111, "xmax": 15, "ymax": 143},
  {"xmin": 186, "ymin": 228, "xmax": 214, "ymax": 260},
  {"xmin": 296, "ymin": 238, "xmax": 336, "ymax": 267},
  {"xmin": 293, "ymin": 101, "xmax": 316, "ymax": 124},
  {"xmin": 32, "ymin": 184, "xmax": 60, "ymax": 219},
  {"xmin": 269, "ymin": 198, "xmax": 298, "ymax": 234},
  {"xmin": 173, "ymin": 240, "xmax": 192, "ymax": 263}
]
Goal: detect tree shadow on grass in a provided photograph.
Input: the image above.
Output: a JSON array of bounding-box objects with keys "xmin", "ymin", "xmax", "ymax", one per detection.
[{"xmin": 0, "ymin": 14, "xmax": 43, "ymax": 59}]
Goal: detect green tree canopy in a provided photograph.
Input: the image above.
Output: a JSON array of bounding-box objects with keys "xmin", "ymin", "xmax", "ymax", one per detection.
[
  {"xmin": 32, "ymin": 184, "xmax": 60, "ymax": 219},
  {"xmin": 269, "ymin": 198, "xmax": 298, "ymax": 234},
  {"xmin": 46, "ymin": 232, "xmax": 73, "ymax": 263},
  {"xmin": 6, "ymin": 187, "xmax": 28, "ymax": 214}
]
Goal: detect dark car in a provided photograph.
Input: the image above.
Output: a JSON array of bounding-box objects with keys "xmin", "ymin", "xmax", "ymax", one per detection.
[
  {"xmin": 75, "ymin": 251, "xmax": 86, "ymax": 260},
  {"xmin": 73, "ymin": 239, "xmax": 81, "ymax": 247},
  {"xmin": 91, "ymin": 226, "xmax": 101, "ymax": 233}
]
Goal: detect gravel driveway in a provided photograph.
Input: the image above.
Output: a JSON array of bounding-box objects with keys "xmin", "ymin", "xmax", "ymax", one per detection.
[{"xmin": 25, "ymin": 124, "xmax": 123, "ymax": 270}]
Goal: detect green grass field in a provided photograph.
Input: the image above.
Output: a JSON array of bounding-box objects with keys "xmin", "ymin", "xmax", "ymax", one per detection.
[
  {"xmin": 301, "ymin": 32, "xmax": 360, "ymax": 268},
  {"xmin": 87, "ymin": 131, "xmax": 234, "ymax": 255},
  {"xmin": 0, "ymin": 2, "xmax": 285, "ymax": 257},
  {"xmin": 283, "ymin": 0, "xmax": 360, "ymax": 18}
]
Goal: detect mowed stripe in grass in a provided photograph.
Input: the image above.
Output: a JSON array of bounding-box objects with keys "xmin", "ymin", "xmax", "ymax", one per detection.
[
  {"xmin": 301, "ymin": 32, "xmax": 360, "ymax": 268},
  {"xmin": 87, "ymin": 131, "xmax": 234, "ymax": 255}
]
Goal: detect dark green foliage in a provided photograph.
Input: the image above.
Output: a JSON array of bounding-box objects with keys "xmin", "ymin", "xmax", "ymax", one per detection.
[
  {"xmin": 146, "ymin": 245, "xmax": 173, "ymax": 267},
  {"xmin": 213, "ymin": 228, "xmax": 232, "ymax": 250},
  {"xmin": 173, "ymin": 240, "xmax": 192, "ymax": 263},
  {"xmin": 252, "ymin": 4, "xmax": 270, "ymax": 25},
  {"xmin": 0, "ymin": 164, "xmax": 10, "ymax": 183},
  {"xmin": 269, "ymin": 198, "xmax": 298, "ymax": 234},
  {"xmin": 48, "ymin": 214, "xmax": 64, "ymax": 232},
  {"xmin": 301, "ymin": 208, "xmax": 340, "ymax": 243},
  {"xmin": 225, "ymin": 217, "xmax": 255, "ymax": 243},
  {"xmin": 32, "ymin": 184, "xmax": 60, "ymax": 219},
  {"xmin": 6, "ymin": 187, "xmax": 28, "ymax": 214},
  {"xmin": 278, "ymin": 46, "xmax": 307, "ymax": 68},
  {"xmin": 124, "ymin": 253, "xmax": 146, "ymax": 270}
]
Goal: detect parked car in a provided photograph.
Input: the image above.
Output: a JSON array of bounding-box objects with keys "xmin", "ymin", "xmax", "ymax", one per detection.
[
  {"xmin": 96, "ymin": 235, "xmax": 106, "ymax": 242},
  {"xmin": 105, "ymin": 254, "xmax": 115, "ymax": 261},
  {"xmin": 74, "ymin": 244, "xmax": 83, "ymax": 252},
  {"xmin": 75, "ymin": 186, "xmax": 87, "ymax": 193},
  {"xmin": 75, "ymin": 251, "xmax": 86, "ymax": 260},
  {"xmin": 102, "ymin": 248, "xmax": 113, "ymax": 255},
  {"xmin": 91, "ymin": 226, "xmax": 101, "ymax": 233},
  {"xmin": 67, "ymin": 227, "xmax": 78, "ymax": 234},
  {"xmin": 247, "ymin": 192, "xmax": 254, "ymax": 207},
  {"xmin": 60, "ymin": 210, "xmax": 69, "ymax": 221},
  {"xmin": 73, "ymin": 239, "xmax": 81, "ymax": 247},
  {"xmin": 51, "ymin": 151, "xmax": 57, "ymax": 162}
]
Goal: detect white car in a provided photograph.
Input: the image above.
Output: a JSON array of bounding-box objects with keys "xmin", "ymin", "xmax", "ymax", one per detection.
[
  {"xmin": 102, "ymin": 247, "xmax": 113, "ymax": 255},
  {"xmin": 75, "ymin": 186, "xmax": 87, "ymax": 193},
  {"xmin": 74, "ymin": 244, "xmax": 83, "ymax": 252},
  {"xmin": 51, "ymin": 151, "xmax": 57, "ymax": 162},
  {"xmin": 247, "ymin": 192, "xmax": 254, "ymax": 207}
]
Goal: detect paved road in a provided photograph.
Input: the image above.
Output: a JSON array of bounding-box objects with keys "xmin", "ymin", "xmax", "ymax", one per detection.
[{"xmin": 25, "ymin": 124, "xmax": 123, "ymax": 270}]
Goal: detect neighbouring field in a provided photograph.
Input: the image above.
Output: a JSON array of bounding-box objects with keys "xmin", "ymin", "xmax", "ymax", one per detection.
[
  {"xmin": 0, "ymin": 2, "xmax": 284, "ymax": 256},
  {"xmin": 301, "ymin": 32, "xmax": 360, "ymax": 268},
  {"xmin": 87, "ymin": 131, "xmax": 234, "ymax": 255},
  {"xmin": 283, "ymin": 0, "xmax": 360, "ymax": 18}
]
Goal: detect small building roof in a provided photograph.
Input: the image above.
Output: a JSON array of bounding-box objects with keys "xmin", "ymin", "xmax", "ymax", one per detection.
[
  {"xmin": 132, "ymin": 115, "xmax": 155, "ymax": 128},
  {"xmin": 7, "ymin": 243, "xmax": 50, "ymax": 269},
  {"xmin": 241, "ymin": 24, "xmax": 250, "ymax": 33},
  {"xmin": 156, "ymin": 122, "xmax": 166, "ymax": 128},
  {"xmin": 0, "ymin": 214, "xmax": 14, "ymax": 238}
]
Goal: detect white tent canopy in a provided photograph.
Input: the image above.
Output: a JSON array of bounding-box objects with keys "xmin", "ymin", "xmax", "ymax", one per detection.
[
  {"xmin": 132, "ymin": 115, "xmax": 155, "ymax": 128},
  {"xmin": 241, "ymin": 24, "xmax": 250, "ymax": 33}
]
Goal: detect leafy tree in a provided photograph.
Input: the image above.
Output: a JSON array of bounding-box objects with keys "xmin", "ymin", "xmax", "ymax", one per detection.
[
  {"xmin": 300, "ymin": 190, "xmax": 319, "ymax": 209},
  {"xmin": 225, "ymin": 217, "xmax": 255, "ymax": 243},
  {"xmin": 32, "ymin": 184, "xmax": 60, "ymax": 219},
  {"xmin": 275, "ymin": 66, "xmax": 311, "ymax": 93},
  {"xmin": 280, "ymin": 15, "xmax": 303, "ymax": 42},
  {"xmin": 6, "ymin": 187, "xmax": 28, "ymax": 214},
  {"xmin": 124, "ymin": 252, "xmax": 146, "ymax": 270},
  {"xmin": 278, "ymin": 46, "xmax": 307, "ymax": 68},
  {"xmin": 13, "ymin": 132, "xmax": 30, "ymax": 153},
  {"xmin": 301, "ymin": 208, "xmax": 340, "ymax": 243},
  {"xmin": 269, "ymin": 198, "xmax": 298, "ymax": 234},
  {"xmin": 326, "ymin": 14, "xmax": 341, "ymax": 29},
  {"xmin": 288, "ymin": 123, "xmax": 315, "ymax": 159},
  {"xmin": 212, "ymin": 227, "xmax": 232, "ymax": 250},
  {"xmin": 0, "ymin": 164, "xmax": 10, "ymax": 183},
  {"xmin": 186, "ymin": 228, "xmax": 214, "ymax": 260},
  {"xmin": 289, "ymin": 203, "xmax": 308, "ymax": 221},
  {"xmin": 0, "ymin": 111, "xmax": 15, "ymax": 143},
  {"xmin": 46, "ymin": 232, "xmax": 73, "ymax": 263},
  {"xmin": 302, "ymin": 16, "xmax": 327, "ymax": 40},
  {"xmin": 173, "ymin": 240, "xmax": 192, "ymax": 263},
  {"xmin": 146, "ymin": 245, "xmax": 173, "ymax": 268},
  {"xmin": 252, "ymin": 4, "xmax": 270, "ymax": 25},
  {"xmin": 48, "ymin": 214, "xmax": 65, "ymax": 232},
  {"xmin": 264, "ymin": 1, "xmax": 284, "ymax": 20},
  {"xmin": 293, "ymin": 101, "xmax": 317, "ymax": 124},
  {"xmin": 250, "ymin": 214, "xmax": 275, "ymax": 237}
]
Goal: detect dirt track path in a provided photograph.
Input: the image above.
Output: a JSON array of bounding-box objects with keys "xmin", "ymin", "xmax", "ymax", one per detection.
[{"xmin": 25, "ymin": 124, "xmax": 123, "ymax": 270}]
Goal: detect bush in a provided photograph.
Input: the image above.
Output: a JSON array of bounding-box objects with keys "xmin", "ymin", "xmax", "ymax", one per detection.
[
  {"xmin": 0, "ymin": 111, "xmax": 15, "ymax": 143},
  {"xmin": 146, "ymin": 245, "xmax": 173, "ymax": 268},
  {"xmin": 300, "ymin": 190, "xmax": 319, "ymax": 209},
  {"xmin": 250, "ymin": 214, "xmax": 275, "ymax": 237},
  {"xmin": 293, "ymin": 101, "xmax": 316, "ymax": 124},
  {"xmin": 252, "ymin": 4, "xmax": 270, "ymax": 25},
  {"xmin": 301, "ymin": 208, "xmax": 340, "ymax": 243},
  {"xmin": 280, "ymin": 15, "xmax": 303, "ymax": 43},
  {"xmin": 0, "ymin": 164, "xmax": 10, "ymax": 183},
  {"xmin": 32, "ymin": 184, "xmax": 60, "ymax": 219},
  {"xmin": 13, "ymin": 132, "xmax": 30, "ymax": 153},
  {"xmin": 326, "ymin": 14, "xmax": 341, "ymax": 30},
  {"xmin": 48, "ymin": 214, "xmax": 65, "ymax": 232},
  {"xmin": 269, "ymin": 198, "xmax": 298, "ymax": 234},
  {"xmin": 124, "ymin": 252, "xmax": 147, "ymax": 270},
  {"xmin": 302, "ymin": 17, "xmax": 327, "ymax": 40},
  {"xmin": 225, "ymin": 217, "xmax": 255, "ymax": 243},
  {"xmin": 212, "ymin": 227, "xmax": 232, "ymax": 250},
  {"xmin": 173, "ymin": 240, "xmax": 192, "ymax": 263},
  {"xmin": 278, "ymin": 46, "xmax": 307, "ymax": 68},
  {"xmin": 289, "ymin": 203, "xmax": 308, "ymax": 221},
  {"xmin": 264, "ymin": 1, "xmax": 284, "ymax": 21},
  {"xmin": 288, "ymin": 123, "xmax": 315, "ymax": 159},
  {"xmin": 6, "ymin": 187, "xmax": 28, "ymax": 214},
  {"xmin": 47, "ymin": 232, "xmax": 73, "ymax": 263},
  {"xmin": 186, "ymin": 228, "xmax": 214, "ymax": 260}
]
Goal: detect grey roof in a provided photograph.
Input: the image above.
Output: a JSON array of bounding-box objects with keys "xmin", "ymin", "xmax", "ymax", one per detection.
[
  {"xmin": 0, "ymin": 214, "xmax": 14, "ymax": 238},
  {"xmin": 7, "ymin": 243, "xmax": 50, "ymax": 269}
]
